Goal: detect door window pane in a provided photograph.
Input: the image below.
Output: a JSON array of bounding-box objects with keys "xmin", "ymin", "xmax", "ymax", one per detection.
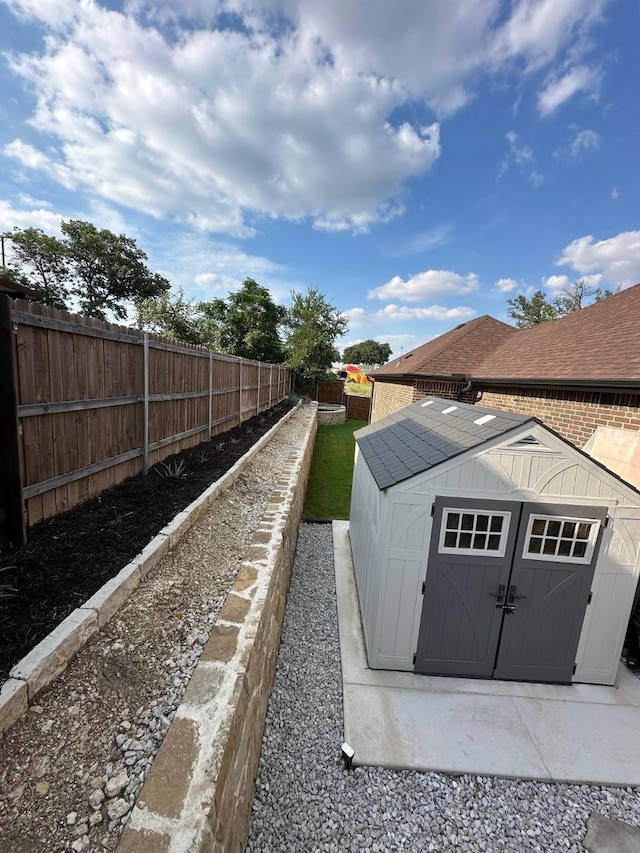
[
  {"xmin": 439, "ymin": 509, "xmax": 511, "ymax": 556},
  {"xmin": 523, "ymin": 514, "xmax": 599, "ymax": 564}
]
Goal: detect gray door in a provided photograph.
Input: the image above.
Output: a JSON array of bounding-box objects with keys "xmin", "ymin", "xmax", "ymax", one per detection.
[
  {"xmin": 414, "ymin": 497, "xmax": 520, "ymax": 677},
  {"xmin": 493, "ymin": 502, "xmax": 607, "ymax": 683},
  {"xmin": 415, "ymin": 498, "xmax": 607, "ymax": 683}
]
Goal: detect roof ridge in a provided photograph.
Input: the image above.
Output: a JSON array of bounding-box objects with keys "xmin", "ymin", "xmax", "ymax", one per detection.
[{"xmin": 414, "ymin": 314, "xmax": 498, "ymax": 369}]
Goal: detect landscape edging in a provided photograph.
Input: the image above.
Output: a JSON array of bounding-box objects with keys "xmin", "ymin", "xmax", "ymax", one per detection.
[
  {"xmin": 117, "ymin": 407, "xmax": 318, "ymax": 853},
  {"xmin": 0, "ymin": 402, "xmax": 302, "ymax": 738}
]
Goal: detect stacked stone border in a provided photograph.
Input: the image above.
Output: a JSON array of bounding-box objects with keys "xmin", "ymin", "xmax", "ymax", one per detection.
[
  {"xmin": 117, "ymin": 406, "xmax": 317, "ymax": 853},
  {"xmin": 0, "ymin": 402, "xmax": 307, "ymax": 739}
]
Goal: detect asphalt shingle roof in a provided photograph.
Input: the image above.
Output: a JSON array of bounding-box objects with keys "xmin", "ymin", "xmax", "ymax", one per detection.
[
  {"xmin": 370, "ymin": 283, "xmax": 640, "ymax": 385},
  {"xmin": 355, "ymin": 397, "xmax": 533, "ymax": 490},
  {"xmin": 369, "ymin": 315, "xmax": 516, "ymax": 379}
]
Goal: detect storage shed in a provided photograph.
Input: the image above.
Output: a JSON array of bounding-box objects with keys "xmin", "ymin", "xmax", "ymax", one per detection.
[{"xmin": 349, "ymin": 397, "xmax": 640, "ymax": 686}]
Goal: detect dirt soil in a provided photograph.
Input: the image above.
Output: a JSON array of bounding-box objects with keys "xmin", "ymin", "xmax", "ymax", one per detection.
[{"xmin": 0, "ymin": 400, "xmax": 292, "ymax": 683}]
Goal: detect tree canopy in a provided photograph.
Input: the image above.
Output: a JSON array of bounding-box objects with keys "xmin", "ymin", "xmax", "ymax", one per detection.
[
  {"xmin": 507, "ymin": 280, "xmax": 618, "ymax": 328},
  {"xmin": 6, "ymin": 221, "xmax": 170, "ymax": 320},
  {"xmin": 200, "ymin": 278, "xmax": 287, "ymax": 362},
  {"xmin": 342, "ymin": 339, "xmax": 392, "ymax": 365},
  {"xmin": 284, "ymin": 287, "xmax": 348, "ymax": 391}
]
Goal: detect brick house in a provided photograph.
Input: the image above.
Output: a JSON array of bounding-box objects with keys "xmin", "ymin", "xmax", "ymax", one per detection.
[{"xmin": 369, "ymin": 283, "xmax": 640, "ymax": 466}]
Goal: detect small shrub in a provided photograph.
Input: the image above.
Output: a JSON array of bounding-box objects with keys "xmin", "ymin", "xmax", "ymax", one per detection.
[{"xmin": 157, "ymin": 458, "xmax": 187, "ymax": 479}]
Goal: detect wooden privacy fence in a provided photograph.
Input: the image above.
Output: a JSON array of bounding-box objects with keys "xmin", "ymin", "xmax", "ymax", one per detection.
[
  {"xmin": 315, "ymin": 380, "xmax": 371, "ymax": 422},
  {"xmin": 1, "ymin": 297, "xmax": 291, "ymax": 540}
]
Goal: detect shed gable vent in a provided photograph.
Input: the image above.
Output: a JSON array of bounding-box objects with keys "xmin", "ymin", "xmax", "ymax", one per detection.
[
  {"xmin": 473, "ymin": 414, "xmax": 496, "ymax": 426},
  {"xmin": 509, "ymin": 435, "xmax": 543, "ymax": 447}
]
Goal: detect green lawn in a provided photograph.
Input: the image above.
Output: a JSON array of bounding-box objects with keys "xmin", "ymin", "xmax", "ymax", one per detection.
[{"xmin": 303, "ymin": 419, "xmax": 367, "ymax": 520}]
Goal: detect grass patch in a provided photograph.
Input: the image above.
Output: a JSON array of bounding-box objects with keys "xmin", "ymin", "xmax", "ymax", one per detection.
[{"xmin": 304, "ymin": 419, "xmax": 367, "ymax": 520}]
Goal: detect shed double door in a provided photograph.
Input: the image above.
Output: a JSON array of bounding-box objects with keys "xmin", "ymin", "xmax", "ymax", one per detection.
[{"xmin": 414, "ymin": 497, "xmax": 607, "ymax": 683}]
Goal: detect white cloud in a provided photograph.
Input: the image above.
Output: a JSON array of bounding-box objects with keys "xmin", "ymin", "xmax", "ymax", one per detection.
[
  {"xmin": 543, "ymin": 274, "xmax": 571, "ymax": 293},
  {"xmin": 2, "ymin": 0, "xmax": 611, "ymax": 236},
  {"xmin": 495, "ymin": 277, "xmax": 518, "ymax": 292},
  {"xmin": 0, "ymin": 199, "xmax": 63, "ymax": 234},
  {"xmin": 368, "ymin": 269, "xmax": 479, "ymax": 302},
  {"xmin": 557, "ymin": 231, "xmax": 640, "ymax": 287},
  {"xmin": 538, "ymin": 64, "xmax": 601, "ymax": 116},
  {"xmin": 612, "ymin": 187, "xmax": 619, "ymax": 201},
  {"xmin": 568, "ymin": 129, "xmax": 600, "ymax": 156},
  {"xmin": 500, "ymin": 132, "xmax": 544, "ymax": 186},
  {"xmin": 388, "ymin": 224, "xmax": 454, "ymax": 257},
  {"xmin": 378, "ymin": 304, "xmax": 476, "ymax": 321}
]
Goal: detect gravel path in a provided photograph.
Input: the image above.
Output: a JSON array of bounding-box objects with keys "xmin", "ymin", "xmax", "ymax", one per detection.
[
  {"xmin": 247, "ymin": 523, "xmax": 640, "ymax": 853},
  {"xmin": 0, "ymin": 409, "xmax": 310, "ymax": 853}
]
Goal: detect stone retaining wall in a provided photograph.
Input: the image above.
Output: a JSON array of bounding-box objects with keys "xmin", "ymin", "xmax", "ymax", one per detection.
[{"xmin": 117, "ymin": 409, "xmax": 317, "ymax": 853}]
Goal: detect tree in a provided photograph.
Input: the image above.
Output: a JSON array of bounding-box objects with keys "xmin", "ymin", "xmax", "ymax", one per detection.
[
  {"xmin": 199, "ymin": 278, "xmax": 286, "ymax": 362},
  {"xmin": 506, "ymin": 290, "xmax": 557, "ymax": 328},
  {"xmin": 506, "ymin": 280, "xmax": 618, "ymax": 328},
  {"xmin": 8, "ymin": 221, "xmax": 170, "ymax": 320},
  {"xmin": 136, "ymin": 289, "xmax": 203, "ymax": 344},
  {"xmin": 8, "ymin": 227, "xmax": 69, "ymax": 308},
  {"xmin": 62, "ymin": 220, "xmax": 170, "ymax": 321},
  {"xmin": 284, "ymin": 287, "xmax": 348, "ymax": 391},
  {"xmin": 343, "ymin": 339, "xmax": 392, "ymax": 365},
  {"xmin": 552, "ymin": 279, "xmax": 618, "ymax": 317}
]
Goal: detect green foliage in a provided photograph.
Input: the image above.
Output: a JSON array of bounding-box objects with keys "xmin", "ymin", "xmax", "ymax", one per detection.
[
  {"xmin": 136, "ymin": 289, "xmax": 203, "ymax": 344},
  {"xmin": 342, "ymin": 339, "xmax": 391, "ymax": 365},
  {"xmin": 200, "ymin": 278, "xmax": 286, "ymax": 362},
  {"xmin": 7, "ymin": 221, "xmax": 170, "ymax": 320},
  {"xmin": 62, "ymin": 220, "xmax": 170, "ymax": 321},
  {"xmin": 506, "ymin": 290, "xmax": 557, "ymax": 328},
  {"xmin": 303, "ymin": 420, "xmax": 367, "ymax": 520},
  {"xmin": 507, "ymin": 280, "xmax": 618, "ymax": 328},
  {"xmin": 8, "ymin": 227, "xmax": 69, "ymax": 308},
  {"xmin": 284, "ymin": 287, "xmax": 348, "ymax": 392},
  {"xmin": 157, "ymin": 458, "xmax": 187, "ymax": 479}
]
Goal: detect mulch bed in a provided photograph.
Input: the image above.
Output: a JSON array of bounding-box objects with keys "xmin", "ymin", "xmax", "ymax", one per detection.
[{"xmin": 0, "ymin": 401, "xmax": 293, "ymax": 683}]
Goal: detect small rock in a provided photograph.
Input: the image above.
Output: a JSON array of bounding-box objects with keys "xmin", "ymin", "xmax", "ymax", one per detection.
[
  {"xmin": 66, "ymin": 811, "xmax": 78, "ymax": 825},
  {"xmin": 89, "ymin": 776, "xmax": 103, "ymax": 790},
  {"xmin": 73, "ymin": 822, "xmax": 89, "ymax": 837},
  {"xmin": 111, "ymin": 642, "xmax": 125, "ymax": 653},
  {"xmin": 105, "ymin": 770, "xmax": 129, "ymax": 798},
  {"xmin": 106, "ymin": 798, "xmax": 130, "ymax": 821},
  {"xmin": 35, "ymin": 781, "xmax": 50, "ymax": 797},
  {"xmin": 30, "ymin": 705, "xmax": 44, "ymax": 714},
  {"xmin": 68, "ymin": 705, "xmax": 81, "ymax": 717},
  {"xmin": 41, "ymin": 719, "xmax": 54, "ymax": 734},
  {"xmin": 88, "ymin": 788, "xmax": 105, "ymax": 809},
  {"xmin": 30, "ymin": 756, "xmax": 50, "ymax": 779},
  {"xmin": 89, "ymin": 809, "xmax": 103, "ymax": 827},
  {"xmin": 71, "ymin": 837, "xmax": 89, "ymax": 852}
]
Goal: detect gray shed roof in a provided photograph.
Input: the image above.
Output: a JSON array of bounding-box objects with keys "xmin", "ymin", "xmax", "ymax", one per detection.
[{"xmin": 355, "ymin": 397, "xmax": 534, "ymax": 490}]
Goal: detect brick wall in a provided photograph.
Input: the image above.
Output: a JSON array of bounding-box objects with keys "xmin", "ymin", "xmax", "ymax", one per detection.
[
  {"xmin": 371, "ymin": 379, "xmax": 473, "ymax": 422},
  {"xmin": 478, "ymin": 387, "xmax": 640, "ymax": 448}
]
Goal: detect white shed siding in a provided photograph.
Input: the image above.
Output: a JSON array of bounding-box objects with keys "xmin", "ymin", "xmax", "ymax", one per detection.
[
  {"xmin": 372, "ymin": 496, "xmax": 434, "ymax": 669},
  {"xmin": 351, "ymin": 414, "xmax": 640, "ymax": 684},
  {"xmin": 574, "ymin": 509, "xmax": 640, "ymax": 684},
  {"xmin": 349, "ymin": 448, "xmax": 382, "ymax": 658}
]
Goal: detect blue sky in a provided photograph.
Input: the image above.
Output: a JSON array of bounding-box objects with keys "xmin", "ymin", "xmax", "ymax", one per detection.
[{"xmin": 1, "ymin": 0, "xmax": 639, "ymax": 359}]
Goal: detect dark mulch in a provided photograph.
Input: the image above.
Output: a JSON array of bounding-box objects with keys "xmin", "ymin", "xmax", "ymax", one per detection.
[{"xmin": 0, "ymin": 401, "xmax": 293, "ymax": 683}]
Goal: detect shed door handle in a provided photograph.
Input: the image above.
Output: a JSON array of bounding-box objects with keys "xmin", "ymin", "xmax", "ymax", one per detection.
[{"xmin": 489, "ymin": 583, "xmax": 506, "ymax": 605}]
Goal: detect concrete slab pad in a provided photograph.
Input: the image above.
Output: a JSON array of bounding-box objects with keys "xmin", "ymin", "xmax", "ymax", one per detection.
[
  {"xmin": 333, "ymin": 520, "xmax": 640, "ymax": 786},
  {"xmin": 583, "ymin": 812, "xmax": 640, "ymax": 853}
]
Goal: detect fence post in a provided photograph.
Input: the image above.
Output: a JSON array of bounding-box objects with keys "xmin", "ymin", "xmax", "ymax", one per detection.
[
  {"xmin": 208, "ymin": 351, "xmax": 213, "ymax": 442},
  {"xmin": 268, "ymin": 364, "xmax": 272, "ymax": 409},
  {"xmin": 0, "ymin": 294, "xmax": 25, "ymax": 547},
  {"xmin": 238, "ymin": 357, "xmax": 243, "ymax": 425},
  {"xmin": 256, "ymin": 362, "xmax": 260, "ymax": 415},
  {"xmin": 142, "ymin": 332, "xmax": 149, "ymax": 475}
]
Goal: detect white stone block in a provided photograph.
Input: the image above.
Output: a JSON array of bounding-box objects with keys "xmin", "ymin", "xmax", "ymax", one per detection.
[
  {"xmin": 82, "ymin": 563, "xmax": 142, "ymax": 628},
  {"xmin": 0, "ymin": 678, "xmax": 29, "ymax": 736},
  {"xmin": 10, "ymin": 609, "xmax": 98, "ymax": 701},
  {"xmin": 133, "ymin": 533, "xmax": 170, "ymax": 579}
]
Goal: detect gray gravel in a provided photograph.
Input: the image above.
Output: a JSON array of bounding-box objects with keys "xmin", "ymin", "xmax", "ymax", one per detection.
[{"xmin": 247, "ymin": 522, "xmax": 640, "ymax": 852}]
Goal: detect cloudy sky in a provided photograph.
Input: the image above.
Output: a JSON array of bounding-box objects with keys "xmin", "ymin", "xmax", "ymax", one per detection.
[{"xmin": 1, "ymin": 0, "xmax": 639, "ymax": 357}]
